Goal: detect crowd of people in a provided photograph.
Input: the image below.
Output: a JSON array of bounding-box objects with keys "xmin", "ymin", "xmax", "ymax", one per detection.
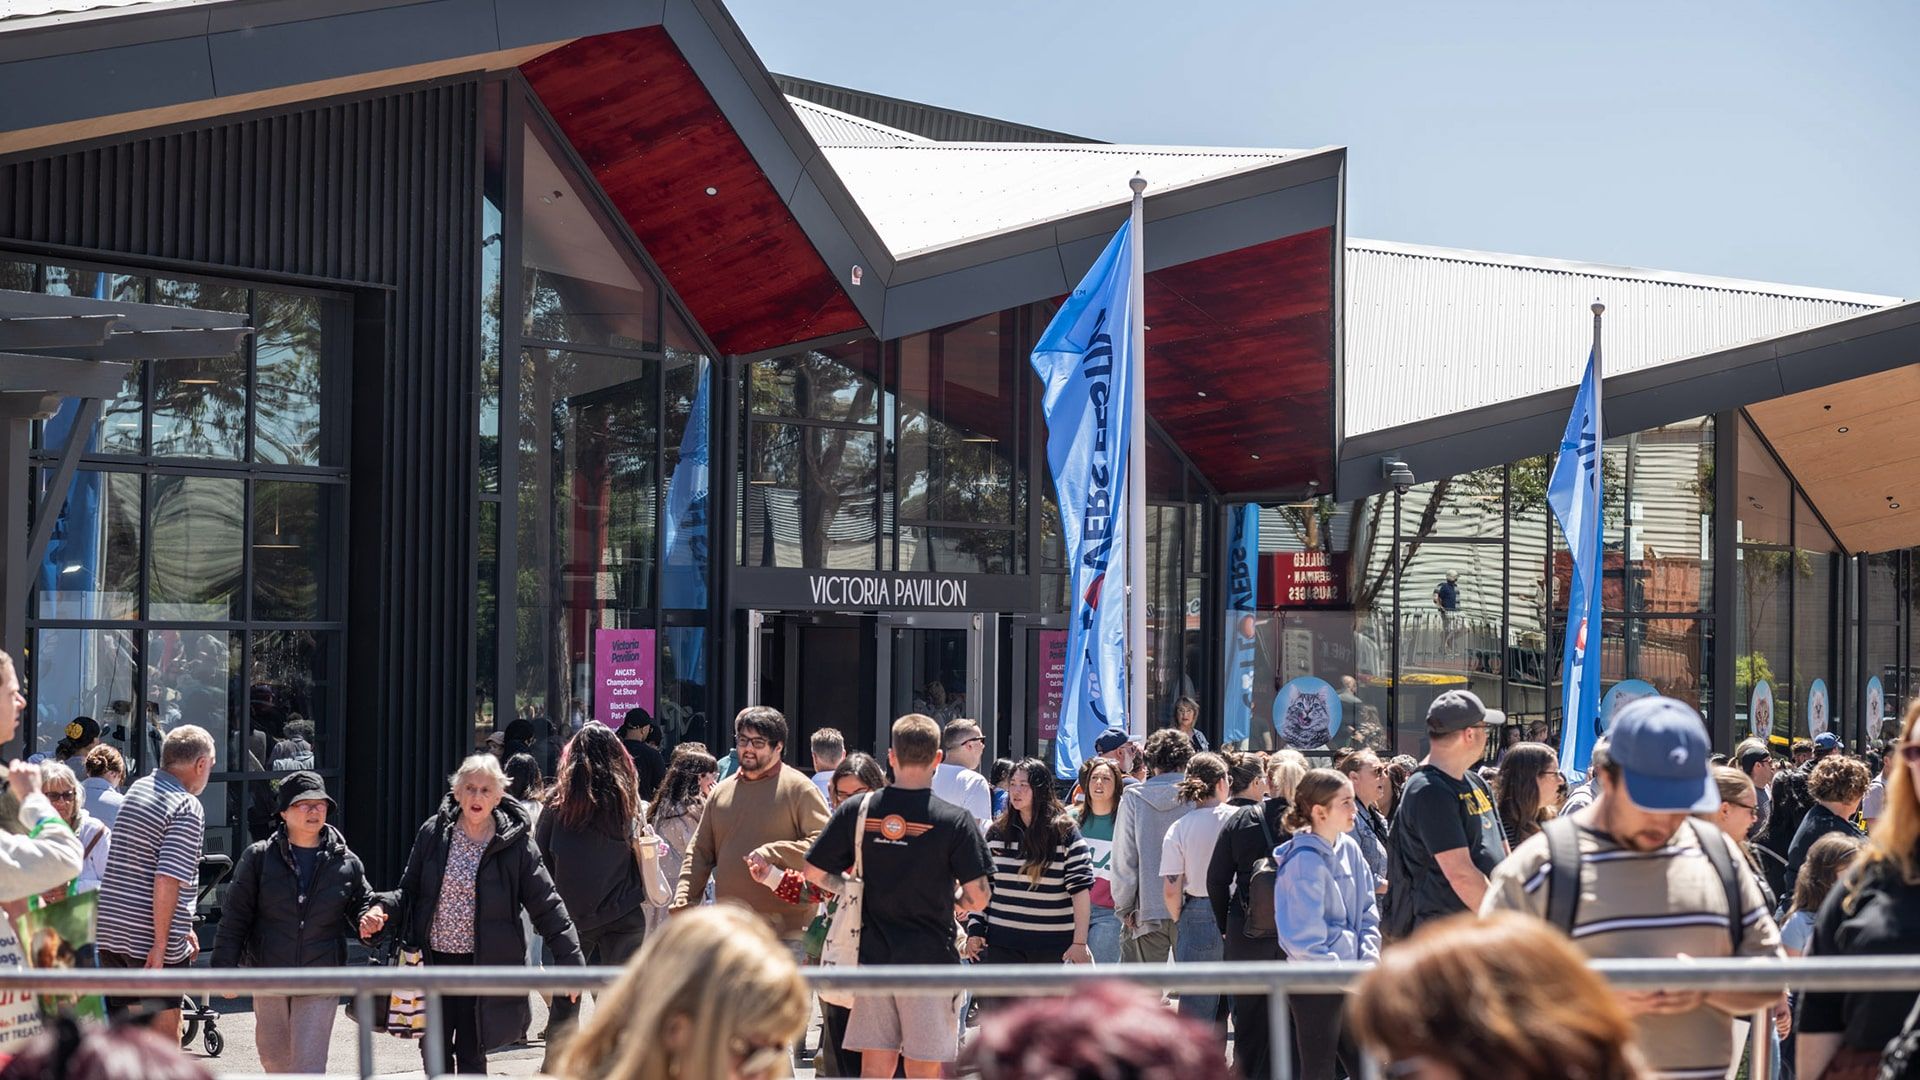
[{"xmin": 0, "ymin": 649, "xmax": 1917, "ymax": 1079}]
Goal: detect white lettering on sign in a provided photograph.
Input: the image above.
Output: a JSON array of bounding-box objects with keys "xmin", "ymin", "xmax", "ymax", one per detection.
[{"xmin": 807, "ymin": 574, "xmax": 969, "ymax": 609}]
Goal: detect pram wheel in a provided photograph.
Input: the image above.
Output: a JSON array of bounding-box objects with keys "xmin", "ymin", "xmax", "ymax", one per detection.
[
  {"xmin": 202, "ymin": 1024, "xmax": 223, "ymax": 1057},
  {"xmin": 179, "ymin": 1007, "xmax": 199, "ymax": 1049}
]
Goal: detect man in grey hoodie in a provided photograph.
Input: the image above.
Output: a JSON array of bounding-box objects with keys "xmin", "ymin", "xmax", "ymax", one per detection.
[{"xmin": 1110, "ymin": 728, "xmax": 1194, "ymax": 963}]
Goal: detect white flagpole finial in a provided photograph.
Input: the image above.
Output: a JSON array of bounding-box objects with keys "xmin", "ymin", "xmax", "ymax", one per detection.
[
  {"xmin": 1592, "ymin": 299, "xmax": 1605, "ymax": 318},
  {"xmin": 1130, "ymin": 174, "xmax": 1147, "ymax": 196}
]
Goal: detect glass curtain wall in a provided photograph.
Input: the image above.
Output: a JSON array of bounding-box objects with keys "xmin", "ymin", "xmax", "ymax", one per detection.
[
  {"xmin": 1237, "ymin": 416, "xmax": 1715, "ymax": 759},
  {"xmin": 486, "ymin": 83, "xmax": 718, "ymax": 764},
  {"xmin": 11, "ymin": 256, "xmax": 348, "ymax": 860}
]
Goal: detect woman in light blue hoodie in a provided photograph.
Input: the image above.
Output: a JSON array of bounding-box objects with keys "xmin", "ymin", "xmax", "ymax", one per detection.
[{"xmin": 1273, "ymin": 767, "xmax": 1380, "ymax": 1080}]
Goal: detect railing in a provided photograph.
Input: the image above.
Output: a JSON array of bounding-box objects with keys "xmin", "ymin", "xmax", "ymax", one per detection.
[{"xmin": 2, "ymin": 956, "xmax": 1913, "ymax": 1078}]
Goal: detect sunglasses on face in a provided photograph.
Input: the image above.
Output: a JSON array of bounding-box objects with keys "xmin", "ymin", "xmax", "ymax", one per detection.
[{"xmin": 44, "ymin": 790, "xmax": 75, "ymax": 803}]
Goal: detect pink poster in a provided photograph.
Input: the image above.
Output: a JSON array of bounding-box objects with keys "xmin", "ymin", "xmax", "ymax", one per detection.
[
  {"xmin": 594, "ymin": 628, "xmax": 657, "ymax": 728},
  {"xmin": 1037, "ymin": 630, "xmax": 1068, "ymax": 740}
]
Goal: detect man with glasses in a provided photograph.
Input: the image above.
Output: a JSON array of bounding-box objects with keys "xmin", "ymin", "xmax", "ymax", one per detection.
[
  {"xmin": 670, "ymin": 706, "xmax": 829, "ymax": 949},
  {"xmin": 932, "ymin": 718, "xmax": 993, "ymax": 831}
]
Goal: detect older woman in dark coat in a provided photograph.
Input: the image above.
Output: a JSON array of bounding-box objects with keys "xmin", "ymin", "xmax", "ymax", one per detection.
[{"xmin": 366, "ymin": 754, "xmax": 582, "ymax": 1074}]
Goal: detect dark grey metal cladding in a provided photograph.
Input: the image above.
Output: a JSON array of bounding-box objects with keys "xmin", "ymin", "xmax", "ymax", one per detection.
[
  {"xmin": 1336, "ymin": 299, "xmax": 1920, "ymax": 502},
  {"xmin": 0, "ymin": 0, "xmax": 663, "ymax": 134},
  {"xmin": 0, "ymin": 80, "xmax": 481, "ymax": 883}
]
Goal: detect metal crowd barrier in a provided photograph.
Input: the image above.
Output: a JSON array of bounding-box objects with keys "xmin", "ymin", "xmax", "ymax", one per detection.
[{"xmin": 1, "ymin": 956, "xmax": 1914, "ymax": 1078}]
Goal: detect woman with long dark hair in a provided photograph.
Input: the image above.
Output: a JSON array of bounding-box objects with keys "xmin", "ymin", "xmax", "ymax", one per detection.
[
  {"xmin": 1074, "ymin": 755, "xmax": 1127, "ymax": 964},
  {"xmin": 1494, "ymin": 742, "xmax": 1562, "ymax": 847},
  {"xmin": 965, "ymin": 758, "xmax": 1093, "ymax": 969},
  {"xmin": 643, "ymin": 747, "xmax": 717, "ymax": 931},
  {"xmin": 537, "ymin": 724, "xmax": 652, "ymax": 1039}
]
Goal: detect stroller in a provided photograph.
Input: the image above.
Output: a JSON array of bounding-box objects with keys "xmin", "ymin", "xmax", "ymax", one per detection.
[{"xmin": 177, "ymin": 853, "xmax": 233, "ymax": 1058}]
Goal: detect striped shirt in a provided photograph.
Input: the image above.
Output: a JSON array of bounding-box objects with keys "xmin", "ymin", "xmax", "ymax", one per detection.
[
  {"xmin": 973, "ymin": 817, "xmax": 1093, "ymax": 952},
  {"xmin": 96, "ymin": 770, "xmax": 205, "ymax": 963},
  {"xmin": 1484, "ymin": 817, "xmax": 1782, "ymax": 1080}
]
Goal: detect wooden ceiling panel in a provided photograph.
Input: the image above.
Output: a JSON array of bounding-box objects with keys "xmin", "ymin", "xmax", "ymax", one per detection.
[
  {"xmin": 1747, "ymin": 365, "xmax": 1920, "ymax": 552},
  {"xmin": 521, "ymin": 27, "xmax": 866, "ymax": 356},
  {"xmin": 1142, "ymin": 228, "xmax": 1336, "ymax": 497}
]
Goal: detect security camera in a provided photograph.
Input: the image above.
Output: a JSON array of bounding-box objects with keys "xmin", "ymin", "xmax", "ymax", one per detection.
[{"xmin": 1381, "ymin": 458, "xmax": 1416, "ymax": 495}]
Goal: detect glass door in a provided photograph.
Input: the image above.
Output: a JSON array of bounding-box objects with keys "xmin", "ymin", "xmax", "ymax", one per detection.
[{"xmin": 880, "ymin": 612, "xmax": 995, "ymax": 760}]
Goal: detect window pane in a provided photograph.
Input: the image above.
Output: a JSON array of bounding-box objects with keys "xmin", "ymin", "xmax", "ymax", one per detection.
[
  {"xmin": 253, "ymin": 290, "xmax": 326, "ymax": 466},
  {"xmin": 0, "ymin": 261, "xmax": 32, "ymax": 290},
  {"xmin": 150, "ymin": 475, "xmax": 243, "ymax": 620},
  {"xmin": 1621, "ymin": 617, "xmax": 1710, "ymax": 718},
  {"xmin": 662, "ymin": 354, "xmax": 712, "ymax": 610},
  {"xmin": 201, "ymin": 779, "xmax": 246, "ymax": 858},
  {"xmin": 147, "ymin": 629, "xmax": 241, "ymax": 771},
  {"xmin": 476, "ymin": 501, "xmax": 499, "ymax": 748},
  {"xmin": 555, "ymin": 355, "xmax": 658, "ymax": 613},
  {"xmin": 897, "ymin": 526, "xmax": 1012, "ymax": 574},
  {"xmin": 253, "ymin": 481, "xmax": 332, "ymax": 621},
  {"xmin": 743, "ymin": 422, "xmax": 878, "ymax": 569},
  {"xmin": 1736, "ymin": 417, "xmax": 1791, "ymax": 546},
  {"xmin": 521, "ymin": 125, "xmax": 656, "ymax": 350},
  {"xmin": 35, "ymin": 469, "xmax": 140, "ymax": 620},
  {"xmin": 31, "ymin": 628, "xmax": 137, "ymax": 766},
  {"xmin": 40, "ymin": 269, "xmax": 144, "ymax": 454},
  {"xmin": 895, "ymin": 315, "xmax": 1019, "ymax": 525},
  {"xmin": 747, "ymin": 341, "xmax": 882, "ymax": 424},
  {"xmin": 1736, "ymin": 548, "xmax": 1793, "ymax": 742},
  {"xmin": 151, "ymin": 280, "xmax": 249, "ymax": 460},
  {"xmin": 248, "ymin": 630, "xmax": 333, "ymax": 774},
  {"xmin": 658, "ymin": 626, "xmax": 708, "ymax": 757},
  {"xmin": 1627, "ymin": 418, "xmax": 1714, "ymax": 612},
  {"xmin": 480, "ymin": 94, "xmax": 506, "ymax": 492}
]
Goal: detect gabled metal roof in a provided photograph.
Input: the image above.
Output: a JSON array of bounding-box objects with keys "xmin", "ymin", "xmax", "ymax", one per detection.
[
  {"xmin": 1344, "ymin": 238, "xmax": 1900, "ymax": 439},
  {"xmin": 785, "ymin": 95, "xmax": 928, "ymax": 148},
  {"xmin": 820, "ymin": 142, "xmax": 1311, "ymax": 260}
]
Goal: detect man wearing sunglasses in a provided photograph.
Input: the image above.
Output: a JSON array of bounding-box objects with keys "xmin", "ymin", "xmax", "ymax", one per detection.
[
  {"xmin": 671, "ymin": 706, "xmax": 830, "ymax": 951},
  {"xmin": 932, "ymin": 718, "xmax": 994, "ymax": 832}
]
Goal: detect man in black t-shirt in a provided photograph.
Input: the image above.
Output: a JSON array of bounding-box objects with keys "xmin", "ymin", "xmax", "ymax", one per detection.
[
  {"xmin": 807, "ymin": 713, "xmax": 991, "ymax": 1077},
  {"xmin": 1383, "ymin": 690, "xmax": 1508, "ymax": 938}
]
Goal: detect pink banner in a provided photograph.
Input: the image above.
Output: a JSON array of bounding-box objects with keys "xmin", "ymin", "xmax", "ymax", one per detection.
[
  {"xmin": 594, "ymin": 628, "xmax": 656, "ymax": 728},
  {"xmin": 1037, "ymin": 630, "xmax": 1068, "ymax": 741}
]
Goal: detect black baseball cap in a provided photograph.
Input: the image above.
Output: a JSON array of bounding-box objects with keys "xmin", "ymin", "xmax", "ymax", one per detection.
[
  {"xmin": 1094, "ymin": 727, "xmax": 1131, "ymax": 755},
  {"xmin": 1425, "ymin": 690, "xmax": 1504, "ymax": 736}
]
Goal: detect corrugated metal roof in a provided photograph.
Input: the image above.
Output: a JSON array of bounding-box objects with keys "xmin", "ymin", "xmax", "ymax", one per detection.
[
  {"xmin": 1344, "ymin": 238, "xmax": 1904, "ymax": 438},
  {"xmin": 0, "ymin": 0, "xmax": 182, "ymax": 23},
  {"xmin": 786, "ymin": 96, "xmax": 928, "ymax": 148},
  {"xmin": 776, "ymin": 74, "xmax": 1092, "ymax": 144},
  {"xmin": 820, "ymin": 142, "xmax": 1305, "ymax": 259}
]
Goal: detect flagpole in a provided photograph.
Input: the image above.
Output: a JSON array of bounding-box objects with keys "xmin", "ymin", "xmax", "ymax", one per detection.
[{"xmin": 1127, "ymin": 175, "xmax": 1148, "ymax": 740}]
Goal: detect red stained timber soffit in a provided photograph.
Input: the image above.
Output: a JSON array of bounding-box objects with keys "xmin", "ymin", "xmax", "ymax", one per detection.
[
  {"xmin": 1143, "ymin": 227, "xmax": 1335, "ymax": 496},
  {"xmin": 520, "ymin": 27, "xmax": 867, "ymax": 356}
]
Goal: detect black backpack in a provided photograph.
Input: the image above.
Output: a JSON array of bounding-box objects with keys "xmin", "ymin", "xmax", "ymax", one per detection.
[
  {"xmin": 1541, "ymin": 816, "xmax": 1745, "ymax": 952},
  {"xmin": 1241, "ymin": 806, "xmax": 1280, "ymax": 940},
  {"xmin": 1877, "ymin": 995, "xmax": 1920, "ymax": 1079}
]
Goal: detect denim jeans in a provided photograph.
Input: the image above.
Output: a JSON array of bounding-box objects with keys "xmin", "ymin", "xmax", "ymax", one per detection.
[
  {"xmin": 1087, "ymin": 905, "xmax": 1122, "ymax": 965},
  {"xmin": 1174, "ymin": 895, "xmax": 1224, "ymax": 1022}
]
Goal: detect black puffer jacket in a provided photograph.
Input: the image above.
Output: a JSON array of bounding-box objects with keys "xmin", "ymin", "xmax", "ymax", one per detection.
[
  {"xmin": 382, "ymin": 794, "xmax": 584, "ymax": 1050},
  {"xmin": 211, "ymin": 823, "xmax": 376, "ymax": 969}
]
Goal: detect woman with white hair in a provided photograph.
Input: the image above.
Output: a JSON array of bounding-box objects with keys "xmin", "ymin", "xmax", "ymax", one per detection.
[
  {"xmin": 35, "ymin": 761, "xmax": 107, "ymax": 897},
  {"xmin": 366, "ymin": 754, "xmax": 583, "ymax": 1074}
]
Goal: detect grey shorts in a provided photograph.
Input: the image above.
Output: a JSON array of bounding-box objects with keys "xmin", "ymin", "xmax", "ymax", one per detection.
[{"xmin": 844, "ymin": 992, "xmax": 965, "ymax": 1064}]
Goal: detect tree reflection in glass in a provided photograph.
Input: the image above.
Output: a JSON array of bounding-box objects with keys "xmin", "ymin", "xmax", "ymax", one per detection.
[{"xmin": 152, "ymin": 280, "xmax": 249, "ymax": 460}]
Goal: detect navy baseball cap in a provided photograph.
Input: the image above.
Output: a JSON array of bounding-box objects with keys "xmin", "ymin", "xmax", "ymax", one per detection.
[
  {"xmin": 1608, "ymin": 696, "xmax": 1718, "ymax": 813},
  {"xmin": 1094, "ymin": 727, "xmax": 1131, "ymax": 755},
  {"xmin": 1814, "ymin": 732, "xmax": 1841, "ymax": 752}
]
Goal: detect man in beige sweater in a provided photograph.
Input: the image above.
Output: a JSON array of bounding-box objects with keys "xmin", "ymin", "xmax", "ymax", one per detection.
[{"xmin": 669, "ymin": 706, "xmax": 829, "ymax": 941}]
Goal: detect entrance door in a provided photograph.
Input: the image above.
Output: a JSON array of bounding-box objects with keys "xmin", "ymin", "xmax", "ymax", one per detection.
[
  {"xmin": 879, "ymin": 612, "xmax": 996, "ymax": 760},
  {"xmin": 745, "ymin": 611, "xmax": 877, "ymax": 765}
]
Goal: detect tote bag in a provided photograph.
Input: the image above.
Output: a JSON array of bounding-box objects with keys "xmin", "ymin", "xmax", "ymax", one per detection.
[
  {"xmin": 385, "ymin": 947, "xmax": 427, "ymax": 1039},
  {"xmin": 816, "ymin": 795, "xmax": 873, "ymax": 1009}
]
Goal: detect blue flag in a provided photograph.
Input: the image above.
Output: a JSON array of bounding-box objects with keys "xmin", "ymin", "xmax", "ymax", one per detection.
[
  {"xmin": 1550, "ymin": 346, "xmax": 1605, "ymax": 778},
  {"xmin": 1033, "ymin": 221, "xmax": 1138, "ymax": 780},
  {"xmin": 1222, "ymin": 504, "xmax": 1260, "ymax": 747},
  {"xmin": 661, "ymin": 357, "xmax": 710, "ymax": 613}
]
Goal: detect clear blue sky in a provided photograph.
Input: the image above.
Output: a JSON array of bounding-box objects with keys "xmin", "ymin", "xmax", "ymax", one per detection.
[{"xmin": 730, "ymin": 1, "xmax": 1920, "ymax": 299}]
